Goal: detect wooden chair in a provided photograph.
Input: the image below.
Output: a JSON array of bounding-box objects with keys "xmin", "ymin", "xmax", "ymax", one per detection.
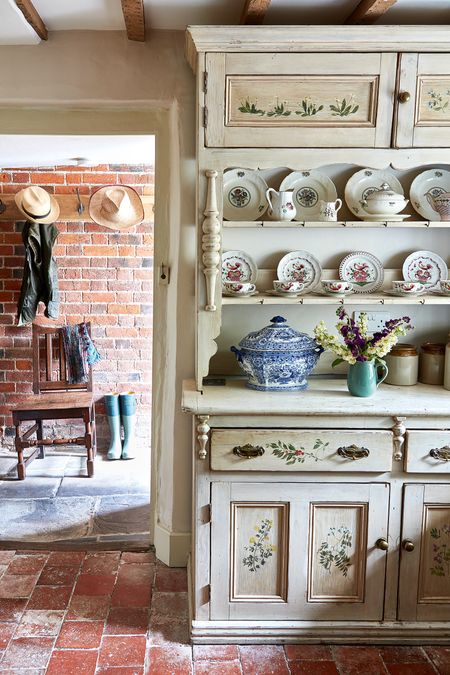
[{"xmin": 11, "ymin": 323, "xmax": 97, "ymax": 480}]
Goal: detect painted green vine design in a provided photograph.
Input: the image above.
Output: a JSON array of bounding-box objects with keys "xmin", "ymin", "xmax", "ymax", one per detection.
[
  {"xmin": 242, "ymin": 518, "xmax": 276, "ymax": 572},
  {"xmin": 268, "ymin": 439, "xmax": 329, "ymax": 466},
  {"xmin": 238, "ymin": 96, "xmax": 359, "ymax": 118},
  {"xmin": 430, "ymin": 525, "xmax": 450, "ymax": 577},
  {"xmin": 318, "ymin": 526, "xmax": 352, "ymax": 577}
]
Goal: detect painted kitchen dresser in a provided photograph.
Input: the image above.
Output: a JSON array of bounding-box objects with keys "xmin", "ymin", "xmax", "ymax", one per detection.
[{"xmin": 183, "ymin": 26, "xmax": 450, "ymax": 643}]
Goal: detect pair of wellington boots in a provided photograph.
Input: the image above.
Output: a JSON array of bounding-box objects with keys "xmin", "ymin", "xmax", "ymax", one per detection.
[{"xmin": 105, "ymin": 392, "xmax": 137, "ymax": 460}]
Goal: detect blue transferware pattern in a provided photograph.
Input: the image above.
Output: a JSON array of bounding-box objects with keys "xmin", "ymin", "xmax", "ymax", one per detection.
[{"xmin": 231, "ymin": 316, "xmax": 323, "ymax": 391}]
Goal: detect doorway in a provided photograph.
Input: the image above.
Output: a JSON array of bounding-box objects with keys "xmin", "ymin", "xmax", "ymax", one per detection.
[{"xmin": 0, "ymin": 134, "xmax": 155, "ymax": 548}]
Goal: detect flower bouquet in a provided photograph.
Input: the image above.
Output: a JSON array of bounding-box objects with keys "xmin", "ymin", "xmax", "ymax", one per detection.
[{"xmin": 314, "ymin": 308, "xmax": 412, "ymax": 397}]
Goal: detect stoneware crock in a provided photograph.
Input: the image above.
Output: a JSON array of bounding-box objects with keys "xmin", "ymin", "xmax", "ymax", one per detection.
[{"xmin": 230, "ymin": 316, "xmax": 323, "ymax": 391}]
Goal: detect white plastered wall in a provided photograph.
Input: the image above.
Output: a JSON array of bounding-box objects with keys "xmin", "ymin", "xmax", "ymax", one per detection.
[{"xmin": 0, "ymin": 30, "xmax": 196, "ymax": 566}]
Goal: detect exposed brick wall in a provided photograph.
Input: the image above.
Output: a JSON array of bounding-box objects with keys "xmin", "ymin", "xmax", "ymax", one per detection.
[{"xmin": 0, "ymin": 164, "xmax": 154, "ymax": 453}]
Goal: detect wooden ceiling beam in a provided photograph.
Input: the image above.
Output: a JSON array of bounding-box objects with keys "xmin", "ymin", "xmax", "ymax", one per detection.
[
  {"xmin": 346, "ymin": 0, "xmax": 397, "ymax": 24},
  {"xmin": 14, "ymin": 0, "xmax": 48, "ymax": 40},
  {"xmin": 121, "ymin": 0, "xmax": 145, "ymax": 41},
  {"xmin": 240, "ymin": 0, "xmax": 272, "ymax": 25}
]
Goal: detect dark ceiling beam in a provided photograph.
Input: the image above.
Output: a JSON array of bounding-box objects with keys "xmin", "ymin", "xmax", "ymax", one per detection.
[
  {"xmin": 14, "ymin": 0, "xmax": 48, "ymax": 40},
  {"xmin": 121, "ymin": 0, "xmax": 145, "ymax": 41},
  {"xmin": 346, "ymin": 0, "xmax": 397, "ymax": 24},
  {"xmin": 240, "ymin": 0, "xmax": 272, "ymax": 25}
]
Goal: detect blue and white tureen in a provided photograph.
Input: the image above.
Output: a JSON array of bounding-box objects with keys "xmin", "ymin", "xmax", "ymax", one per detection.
[{"xmin": 231, "ymin": 316, "xmax": 323, "ymax": 391}]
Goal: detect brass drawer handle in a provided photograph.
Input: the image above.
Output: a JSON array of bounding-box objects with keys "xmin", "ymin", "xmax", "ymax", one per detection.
[
  {"xmin": 402, "ymin": 540, "xmax": 415, "ymax": 552},
  {"xmin": 398, "ymin": 91, "xmax": 411, "ymax": 103},
  {"xmin": 337, "ymin": 444, "xmax": 370, "ymax": 460},
  {"xmin": 232, "ymin": 444, "xmax": 265, "ymax": 459},
  {"xmin": 430, "ymin": 446, "xmax": 450, "ymax": 462},
  {"xmin": 375, "ymin": 538, "xmax": 389, "ymax": 551}
]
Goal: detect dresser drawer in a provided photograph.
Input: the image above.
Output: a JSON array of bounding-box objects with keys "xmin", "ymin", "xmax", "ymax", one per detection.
[
  {"xmin": 405, "ymin": 430, "xmax": 450, "ymax": 473},
  {"xmin": 210, "ymin": 429, "xmax": 393, "ymax": 472}
]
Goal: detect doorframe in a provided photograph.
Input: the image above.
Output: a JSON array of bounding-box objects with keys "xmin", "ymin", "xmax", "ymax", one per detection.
[{"xmin": 0, "ymin": 103, "xmax": 180, "ymax": 554}]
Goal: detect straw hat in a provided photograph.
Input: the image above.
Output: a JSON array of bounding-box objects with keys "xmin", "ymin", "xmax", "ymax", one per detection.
[
  {"xmin": 15, "ymin": 186, "xmax": 60, "ymax": 224},
  {"xmin": 89, "ymin": 185, "xmax": 144, "ymax": 230}
]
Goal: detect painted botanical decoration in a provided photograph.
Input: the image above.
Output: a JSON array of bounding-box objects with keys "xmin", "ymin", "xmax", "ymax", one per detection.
[
  {"xmin": 318, "ymin": 526, "xmax": 353, "ymax": 577},
  {"xmin": 329, "ymin": 96, "xmax": 359, "ymax": 117},
  {"xmin": 268, "ymin": 439, "xmax": 329, "ymax": 465},
  {"xmin": 236, "ymin": 96, "xmax": 359, "ymax": 119},
  {"xmin": 426, "ymin": 89, "xmax": 450, "ymax": 113},
  {"xmin": 296, "ymin": 98, "xmax": 324, "ymax": 117},
  {"xmin": 228, "ymin": 186, "xmax": 251, "ymax": 209},
  {"xmin": 242, "ymin": 518, "xmax": 276, "ymax": 572},
  {"xmin": 430, "ymin": 525, "xmax": 450, "ymax": 577},
  {"xmin": 296, "ymin": 187, "xmax": 319, "ymax": 208}
]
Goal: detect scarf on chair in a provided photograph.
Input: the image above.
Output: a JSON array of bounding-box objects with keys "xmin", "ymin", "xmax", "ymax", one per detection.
[{"xmin": 61, "ymin": 322, "xmax": 101, "ymax": 384}]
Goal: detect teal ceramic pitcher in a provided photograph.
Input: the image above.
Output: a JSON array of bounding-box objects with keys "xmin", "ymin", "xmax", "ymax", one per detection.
[{"xmin": 347, "ymin": 360, "xmax": 388, "ymax": 397}]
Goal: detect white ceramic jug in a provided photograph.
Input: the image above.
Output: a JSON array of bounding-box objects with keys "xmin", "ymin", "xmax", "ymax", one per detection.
[
  {"xmin": 265, "ymin": 188, "xmax": 296, "ymax": 221},
  {"xmin": 318, "ymin": 198, "xmax": 342, "ymax": 222}
]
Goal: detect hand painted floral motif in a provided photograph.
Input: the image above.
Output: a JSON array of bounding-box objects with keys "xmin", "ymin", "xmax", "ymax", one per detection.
[
  {"xmin": 291, "ymin": 261, "xmax": 311, "ymax": 283},
  {"xmin": 243, "ymin": 519, "xmax": 276, "ymax": 572},
  {"xmin": 329, "ymin": 96, "xmax": 359, "ymax": 117},
  {"xmin": 296, "ymin": 187, "xmax": 319, "ymax": 208},
  {"xmin": 427, "ymin": 89, "xmax": 450, "ymax": 113},
  {"xmin": 318, "ymin": 526, "xmax": 352, "ymax": 577},
  {"xmin": 296, "ymin": 98, "xmax": 324, "ymax": 117},
  {"xmin": 267, "ymin": 100, "xmax": 291, "ymax": 117},
  {"xmin": 223, "ymin": 261, "xmax": 245, "ymax": 282},
  {"xmin": 430, "ymin": 525, "xmax": 450, "ymax": 577},
  {"xmin": 347, "ymin": 262, "xmax": 372, "ymax": 284},
  {"xmin": 238, "ymin": 99, "xmax": 265, "ymax": 115},
  {"xmin": 268, "ymin": 439, "xmax": 329, "ymax": 465},
  {"xmin": 228, "ymin": 186, "xmax": 251, "ymax": 209}
]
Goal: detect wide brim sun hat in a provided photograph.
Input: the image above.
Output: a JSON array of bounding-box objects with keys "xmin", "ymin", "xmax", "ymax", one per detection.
[
  {"xmin": 89, "ymin": 185, "xmax": 144, "ymax": 230},
  {"xmin": 15, "ymin": 186, "xmax": 60, "ymax": 224}
]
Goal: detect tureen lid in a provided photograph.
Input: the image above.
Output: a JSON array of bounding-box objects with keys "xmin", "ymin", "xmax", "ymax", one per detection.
[
  {"xmin": 238, "ymin": 316, "xmax": 318, "ymax": 352},
  {"xmin": 366, "ymin": 182, "xmax": 405, "ymax": 202}
]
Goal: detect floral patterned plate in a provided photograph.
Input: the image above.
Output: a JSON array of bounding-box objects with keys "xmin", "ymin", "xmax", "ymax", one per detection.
[
  {"xmin": 344, "ymin": 169, "xmax": 404, "ymax": 219},
  {"xmin": 402, "ymin": 250, "xmax": 448, "ymax": 291},
  {"xmin": 409, "ymin": 169, "xmax": 450, "ymax": 220},
  {"xmin": 223, "ymin": 168, "xmax": 268, "ymax": 221},
  {"xmin": 222, "ymin": 250, "xmax": 257, "ymax": 285},
  {"xmin": 279, "ymin": 170, "xmax": 337, "ymax": 221},
  {"xmin": 276, "ymin": 251, "xmax": 322, "ymax": 292},
  {"xmin": 339, "ymin": 251, "xmax": 384, "ymax": 293}
]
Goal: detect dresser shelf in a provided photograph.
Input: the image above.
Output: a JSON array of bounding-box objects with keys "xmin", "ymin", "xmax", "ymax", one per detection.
[
  {"xmin": 223, "ymin": 219, "xmax": 449, "ymax": 229},
  {"xmin": 222, "ymin": 292, "xmax": 450, "ymax": 305}
]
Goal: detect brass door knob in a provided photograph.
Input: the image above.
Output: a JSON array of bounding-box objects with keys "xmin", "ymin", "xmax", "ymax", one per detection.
[
  {"xmin": 375, "ymin": 538, "xmax": 389, "ymax": 551},
  {"xmin": 402, "ymin": 540, "xmax": 415, "ymax": 552},
  {"xmin": 398, "ymin": 91, "xmax": 411, "ymax": 104}
]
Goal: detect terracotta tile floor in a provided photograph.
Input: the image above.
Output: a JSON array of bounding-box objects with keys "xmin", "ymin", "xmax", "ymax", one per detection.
[{"xmin": 0, "ymin": 550, "xmax": 448, "ymax": 674}]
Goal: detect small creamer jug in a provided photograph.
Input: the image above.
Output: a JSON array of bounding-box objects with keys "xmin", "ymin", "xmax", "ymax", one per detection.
[{"xmin": 265, "ymin": 188, "xmax": 296, "ymax": 221}]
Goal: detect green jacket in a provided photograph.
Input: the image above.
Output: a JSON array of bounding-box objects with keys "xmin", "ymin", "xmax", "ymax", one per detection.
[{"xmin": 17, "ymin": 221, "xmax": 60, "ymax": 327}]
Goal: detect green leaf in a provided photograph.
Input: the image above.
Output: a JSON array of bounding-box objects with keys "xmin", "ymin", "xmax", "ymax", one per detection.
[{"xmin": 331, "ymin": 357, "xmax": 345, "ymax": 368}]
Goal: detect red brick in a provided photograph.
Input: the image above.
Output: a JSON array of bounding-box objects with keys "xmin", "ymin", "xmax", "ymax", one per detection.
[
  {"xmin": 107, "ymin": 304, "xmax": 140, "ymax": 315},
  {"xmin": 193, "ymin": 645, "xmax": 239, "ymax": 661},
  {"xmin": 195, "ymin": 662, "xmax": 242, "ymax": 675},
  {"xmin": 0, "ymin": 598, "xmax": 27, "ymax": 622},
  {"xmin": 47, "ymin": 649, "xmax": 99, "ymax": 675},
  {"xmin": 27, "ymin": 585, "xmax": 72, "ymax": 610},
  {"xmin": 96, "ymin": 668, "xmax": 144, "ymax": 675},
  {"xmin": 37, "ymin": 565, "xmax": 80, "ymax": 586},
  {"xmin": 239, "ymin": 645, "xmax": 290, "ymax": 675},
  {"xmin": 15, "ymin": 609, "xmax": 64, "ymax": 637},
  {"xmin": 31, "ymin": 172, "xmax": 65, "ymax": 184},
  {"xmin": 56, "ymin": 619, "xmax": 104, "ymax": 649},
  {"xmin": 47, "ymin": 551, "xmax": 85, "ymax": 566},
  {"xmin": 332, "ymin": 646, "xmax": 387, "ymax": 675},
  {"xmin": 82, "ymin": 552, "xmax": 121, "ymax": 575},
  {"xmin": 12, "ymin": 172, "xmax": 30, "ymax": 183},
  {"xmin": 83, "ymin": 173, "xmax": 117, "ymax": 184},
  {"xmin": 424, "ymin": 646, "xmax": 450, "ymax": 672},
  {"xmin": 147, "ymin": 645, "xmax": 193, "ymax": 675},
  {"xmin": 8, "ymin": 555, "xmax": 48, "ymax": 575},
  {"xmin": 66, "ymin": 594, "xmax": 110, "ymax": 620},
  {"xmin": 74, "ymin": 573, "xmax": 116, "ymax": 596},
  {"xmin": 0, "ymin": 621, "xmax": 15, "ymax": 648},
  {"xmin": 1, "ymin": 636, "xmax": 54, "ymax": 669},
  {"xmin": 289, "ymin": 663, "xmax": 339, "ymax": 675},
  {"xmin": 155, "ymin": 568, "xmax": 187, "ymax": 593},
  {"xmin": 379, "ymin": 647, "xmax": 427, "ymax": 664},
  {"xmin": 98, "ymin": 636, "xmax": 146, "ymax": 668},
  {"xmin": 0, "ymin": 574, "xmax": 39, "ymax": 598},
  {"xmin": 105, "ymin": 607, "xmax": 149, "ymax": 635},
  {"xmin": 111, "ymin": 583, "xmax": 151, "ymax": 608}
]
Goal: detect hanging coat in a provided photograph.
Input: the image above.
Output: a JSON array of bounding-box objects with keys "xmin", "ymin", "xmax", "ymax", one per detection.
[{"xmin": 17, "ymin": 221, "xmax": 60, "ymax": 327}]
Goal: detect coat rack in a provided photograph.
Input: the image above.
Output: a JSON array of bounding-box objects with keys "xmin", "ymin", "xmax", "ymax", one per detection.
[{"xmin": 0, "ymin": 194, "xmax": 154, "ymax": 224}]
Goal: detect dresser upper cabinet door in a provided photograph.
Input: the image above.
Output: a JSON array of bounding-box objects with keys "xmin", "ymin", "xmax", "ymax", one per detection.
[
  {"xmin": 204, "ymin": 52, "xmax": 397, "ymax": 148},
  {"xmin": 395, "ymin": 53, "xmax": 450, "ymax": 147}
]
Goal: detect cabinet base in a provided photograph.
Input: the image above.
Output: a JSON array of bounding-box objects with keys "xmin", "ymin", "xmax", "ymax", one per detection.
[{"xmin": 190, "ymin": 620, "xmax": 450, "ymax": 644}]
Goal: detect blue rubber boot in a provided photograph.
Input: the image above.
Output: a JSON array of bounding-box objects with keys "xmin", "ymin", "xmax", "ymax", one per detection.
[
  {"xmin": 105, "ymin": 393, "xmax": 122, "ymax": 460},
  {"xmin": 119, "ymin": 392, "xmax": 137, "ymax": 460}
]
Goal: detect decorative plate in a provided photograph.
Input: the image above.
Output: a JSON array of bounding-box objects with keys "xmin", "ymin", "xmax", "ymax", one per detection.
[
  {"xmin": 279, "ymin": 170, "xmax": 337, "ymax": 221},
  {"xmin": 223, "ymin": 168, "xmax": 268, "ymax": 221},
  {"xmin": 221, "ymin": 250, "xmax": 257, "ymax": 285},
  {"xmin": 362, "ymin": 213, "xmax": 411, "ymax": 222},
  {"xmin": 276, "ymin": 251, "xmax": 322, "ymax": 291},
  {"xmin": 402, "ymin": 250, "xmax": 448, "ymax": 290},
  {"xmin": 344, "ymin": 169, "xmax": 404, "ymax": 218},
  {"xmin": 384, "ymin": 289, "xmax": 428, "ymax": 297},
  {"xmin": 339, "ymin": 251, "xmax": 384, "ymax": 293},
  {"xmin": 409, "ymin": 169, "xmax": 450, "ymax": 220}
]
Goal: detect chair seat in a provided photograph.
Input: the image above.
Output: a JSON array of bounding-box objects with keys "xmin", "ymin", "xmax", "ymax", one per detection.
[{"xmin": 13, "ymin": 392, "xmax": 93, "ymax": 414}]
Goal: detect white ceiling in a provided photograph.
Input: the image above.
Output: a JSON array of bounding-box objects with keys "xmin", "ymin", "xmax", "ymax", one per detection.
[
  {"xmin": 1, "ymin": 0, "xmax": 450, "ymax": 45},
  {"xmin": 0, "ymin": 135, "xmax": 155, "ymax": 169}
]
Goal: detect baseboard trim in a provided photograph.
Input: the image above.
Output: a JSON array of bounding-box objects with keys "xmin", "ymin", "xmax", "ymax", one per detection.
[{"xmin": 154, "ymin": 523, "xmax": 190, "ymax": 567}]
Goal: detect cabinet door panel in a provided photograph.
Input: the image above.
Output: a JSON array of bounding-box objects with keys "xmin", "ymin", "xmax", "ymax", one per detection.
[
  {"xmin": 399, "ymin": 484, "xmax": 450, "ymax": 621},
  {"xmin": 210, "ymin": 482, "xmax": 389, "ymax": 621},
  {"xmin": 205, "ymin": 52, "xmax": 396, "ymax": 148},
  {"xmin": 396, "ymin": 53, "xmax": 450, "ymax": 147}
]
